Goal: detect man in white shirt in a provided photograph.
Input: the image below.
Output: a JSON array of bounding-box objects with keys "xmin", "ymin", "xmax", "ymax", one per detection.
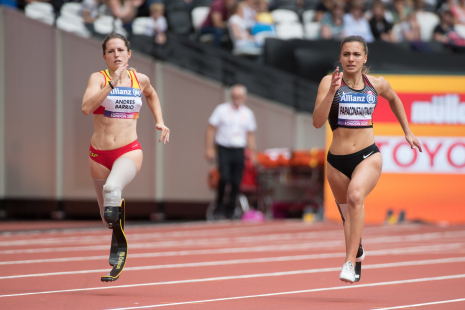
[{"xmin": 206, "ymin": 85, "xmax": 257, "ymax": 219}]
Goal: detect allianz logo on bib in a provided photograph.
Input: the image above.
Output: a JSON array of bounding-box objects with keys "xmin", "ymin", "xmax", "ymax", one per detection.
[
  {"xmin": 110, "ymin": 87, "xmax": 142, "ymax": 97},
  {"xmin": 132, "ymin": 89, "xmax": 142, "ymax": 97},
  {"xmin": 340, "ymin": 93, "xmax": 376, "ymax": 104}
]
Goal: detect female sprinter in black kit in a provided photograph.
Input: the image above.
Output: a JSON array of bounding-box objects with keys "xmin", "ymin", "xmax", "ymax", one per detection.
[
  {"xmin": 313, "ymin": 36, "xmax": 422, "ymax": 283},
  {"xmin": 82, "ymin": 33, "xmax": 170, "ymax": 282}
]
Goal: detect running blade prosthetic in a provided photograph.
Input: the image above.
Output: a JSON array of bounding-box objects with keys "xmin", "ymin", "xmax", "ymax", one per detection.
[
  {"xmin": 102, "ymin": 199, "xmax": 127, "ymax": 282},
  {"xmin": 109, "ymin": 200, "xmax": 125, "ymax": 266},
  {"xmin": 354, "ymin": 243, "xmax": 364, "ymax": 282}
]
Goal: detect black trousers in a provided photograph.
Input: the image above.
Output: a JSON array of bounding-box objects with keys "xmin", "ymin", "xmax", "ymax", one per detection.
[{"xmin": 216, "ymin": 145, "xmax": 245, "ymax": 218}]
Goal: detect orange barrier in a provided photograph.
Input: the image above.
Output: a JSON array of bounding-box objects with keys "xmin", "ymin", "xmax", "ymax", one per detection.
[
  {"xmin": 324, "ymin": 75, "xmax": 465, "ymax": 224},
  {"xmin": 258, "ymin": 148, "xmax": 325, "ymax": 168}
]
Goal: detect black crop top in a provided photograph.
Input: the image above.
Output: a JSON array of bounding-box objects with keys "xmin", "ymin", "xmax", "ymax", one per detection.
[{"xmin": 328, "ymin": 74, "xmax": 378, "ymax": 131}]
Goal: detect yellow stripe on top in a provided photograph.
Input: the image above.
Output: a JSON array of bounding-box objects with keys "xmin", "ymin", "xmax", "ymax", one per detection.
[
  {"xmin": 129, "ymin": 71, "xmax": 141, "ymax": 90},
  {"xmin": 102, "ymin": 69, "xmax": 140, "ymax": 89},
  {"xmin": 100, "ymin": 70, "xmax": 111, "ymax": 85}
]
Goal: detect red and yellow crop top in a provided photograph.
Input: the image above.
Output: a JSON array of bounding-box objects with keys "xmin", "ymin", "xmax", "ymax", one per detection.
[{"xmin": 93, "ymin": 69, "xmax": 143, "ymax": 119}]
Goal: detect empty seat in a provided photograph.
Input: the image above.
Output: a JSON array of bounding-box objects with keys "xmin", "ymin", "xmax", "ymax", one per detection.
[
  {"xmin": 416, "ymin": 11, "xmax": 439, "ymax": 41},
  {"xmin": 192, "ymin": 0, "xmax": 212, "ymax": 8},
  {"xmin": 304, "ymin": 22, "xmax": 321, "ymax": 40},
  {"xmin": 25, "ymin": 2, "xmax": 55, "ymax": 25},
  {"xmin": 167, "ymin": 9, "xmax": 192, "ymax": 35},
  {"xmin": 302, "ymin": 10, "xmax": 316, "ymax": 24},
  {"xmin": 60, "ymin": 2, "xmax": 82, "ymax": 18},
  {"xmin": 276, "ymin": 22, "xmax": 304, "ymax": 39},
  {"xmin": 132, "ymin": 17, "xmax": 152, "ymax": 35},
  {"xmin": 56, "ymin": 16, "xmax": 91, "ymax": 38},
  {"xmin": 94, "ymin": 15, "xmax": 115, "ymax": 35},
  {"xmin": 191, "ymin": 6, "xmax": 210, "ymax": 31},
  {"xmin": 455, "ymin": 24, "xmax": 465, "ymax": 38},
  {"xmin": 271, "ymin": 9, "xmax": 299, "ymax": 24}
]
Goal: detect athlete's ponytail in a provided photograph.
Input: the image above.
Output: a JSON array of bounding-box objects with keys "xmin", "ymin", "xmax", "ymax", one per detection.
[{"xmin": 340, "ymin": 35, "xmax": 370, "ymax": 74}]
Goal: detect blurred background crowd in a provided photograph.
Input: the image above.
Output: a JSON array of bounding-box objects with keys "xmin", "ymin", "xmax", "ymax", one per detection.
[{"xmin": 3, "ymin": 0, "xmax": 465, "ymax": 59}]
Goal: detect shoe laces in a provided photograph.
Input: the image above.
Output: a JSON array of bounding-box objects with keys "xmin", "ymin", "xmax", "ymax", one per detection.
[{"xmin": 343, "ymin": 262, "xmax": 354, "ymax": 273}]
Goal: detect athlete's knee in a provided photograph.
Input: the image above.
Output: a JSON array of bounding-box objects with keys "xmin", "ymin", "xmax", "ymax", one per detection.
[{"xmin": 347, "ymin": 188, "xmax": 365, "ymax": 208}]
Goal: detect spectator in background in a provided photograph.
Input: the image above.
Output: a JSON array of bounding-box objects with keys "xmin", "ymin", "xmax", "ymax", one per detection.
[
  {"xmin": 107, "ymin": 0, "xmax": 145, "ymax": 37},
  {"xmin": 82, "ymin": 0, "xmax": 101, "ymax": 34},
  {"xmin": 400, "ymin": 11, "xmax": 431, "ymax": 51},
  {"xmin": 320, "ymin": 0, "xmax": 345, "ymax": 40},
  {"xmin": 315, "ymin": 0, "xmax": 334, "ymax": 22},
  {"xmin": 0, "ymin": 0, "xmax": 17, "ymax": 9},
  {"xmin": 256, "ymin": 0, "xmax": 273, "ymax": 24},
  {"xmin": 434, "ymin": 9, "xmax": 465, "ymax": 51},
  {"xmin": 201, "ymin": 0, "xmax": 236, "ymax": 47},
  {"xmin": 228, "ymin": 1, "xmax": 262, "ymax": 54},
  {"xmin": 343, "ymin": 0, "xmax": 374, "ymax": 42},
  {"xmin": 205, "ymin": 84, "xmax": 257, "ymax": 220},
  {"xmin": 242, "ymin": 0, "xmax": 257, "ymax": 28},
  {"xmin": 390, "ymin": 0, "xmax": 413, "ymax": 24},
  {"xmin": 369, "ymin": 1, "xmax": 396, "ymax": 42},
  {"xmin": 400, "ymin": 11, "xmax": 421, "ymax": 41},
  {"xmin": 145, "ymin": 3, "xmax": 167, "ymax": 45},
  {"xmin": 451, "ymin": 0, "xmax": 465, "ymax": 24}
]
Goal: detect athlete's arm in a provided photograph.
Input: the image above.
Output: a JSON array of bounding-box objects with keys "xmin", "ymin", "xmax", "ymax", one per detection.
[
  {"xmin": 375, "ymin": 76, "xmax": 422, "ymax": 152},
  {"xmin": 81, "ymin": 72, "xmax": 111, "ymax": 115},
  {"xmin": 82, "ymin": 63, "xmax": 128, "ymax": 115},
  {"xmin": 313, "ymin": 67, "xmax": 343, "ymax": 128},
  {"xmin": 138, "ymin": 73, "xmax": 170, "ymax": 144}
]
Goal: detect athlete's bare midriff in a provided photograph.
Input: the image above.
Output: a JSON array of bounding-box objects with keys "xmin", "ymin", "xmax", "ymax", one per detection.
[
  {"xmin": 329, "ymin": 127, "xmax": 375, "ymax": 155},
  {"xmin": 91, "ymin": 115, "xmax": 138, "ymax": 150}
]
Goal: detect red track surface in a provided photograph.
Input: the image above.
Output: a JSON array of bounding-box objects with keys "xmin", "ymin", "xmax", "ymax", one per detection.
[{"xmin": 1, "ymin": 220, "xmax": 465, "ymax": 309}]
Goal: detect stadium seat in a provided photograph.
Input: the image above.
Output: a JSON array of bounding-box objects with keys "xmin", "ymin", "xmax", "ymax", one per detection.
[
  {"xmin": 56, "ymin": 16, "xmax": 91, "ymax": 38},
  {"xmin": 304, "ymin": 22, "xmax": 320, "ymax": 40},
  {"xmin": 276, "ymin": 22, "xmax": 304, "ymax": 39},
  {"xmin": 132, "ymin": 17, "xmax": 152, "ymax": 35},
  {"xmin": 25, "ymin": 2, "xmax": 55, "ymax": 25},
  {"xmin": 303, "ymin": 0, "xmax": 320, "ymax": 10},
  {"xmin": 302, "ymin": 10, "xmax": 316, "ymax": 24},
  {"xmin": 60, "ymin": 2, "xmax": 82, "ymax": 19},
  {"xmin": 94, "ymin": 15, "xmax": 115, "ymax": 35},
  {"xmin": 167, "ymin": 9, "xmax": 192, "ymax": 35},
  {"xmin": 192, "ymin": 0, "xmax": 213, "ymax": 8},
  {"xmin": 416, "ymin": 12, "xmax": 439, "ymax": 41},
  {"xmin": 191, "ymin": 6, "xmax": 210, "ymax": 31},
  {"xmin": 271, "ymin": 9, "xmax": 299, "ymax": 24},
  {"xmin": 455, "ymin": 24, "xmax": 465, "ymax": 39}
]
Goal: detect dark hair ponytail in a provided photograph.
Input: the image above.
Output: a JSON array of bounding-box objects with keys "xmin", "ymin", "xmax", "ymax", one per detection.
[{"xmin": 340, "ymin": 35, "xmax": 370, "ymax": 74}]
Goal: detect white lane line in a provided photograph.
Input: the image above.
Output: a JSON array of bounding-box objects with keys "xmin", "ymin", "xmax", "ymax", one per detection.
[
  {"xmin": 0, "ymin": 243, "xmax": 461, "ymax": 266},
  {"xmin": 0, "ymin": 223, "xmax": 426, "ymax": 247},
  {"xmin": 2, "ymin": 262, "xmax": 465, "ymax": 299},
  {"xmin": 2, "ymin": 230, "xmax": 464, "ymax": 255},
  {"xmin": 2, "ymin": 255, "xmax": 465, "ymax": 281},
  {"xmin": 106, "ymin": 274, "xmax": 465, "ymax": 309},
  {"xmin": 371, "ymin": 298, "xmax": 465, "ymax": 309},
  {"xmin": 0, "ymin": 224, "xmax": 343, "ymax": 247}
]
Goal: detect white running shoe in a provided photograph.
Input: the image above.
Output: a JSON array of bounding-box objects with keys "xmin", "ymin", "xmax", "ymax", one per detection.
[
  {"xmin": 356, "ymin": 247, "xmax": 365, "ymax": 262},
  {"xmin": 339, "ymin": 262, "xmax": 355, "ymax": 283}
]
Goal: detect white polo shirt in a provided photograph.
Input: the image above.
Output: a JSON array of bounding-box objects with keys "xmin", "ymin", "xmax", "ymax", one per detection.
[{"xmin": 208, "ymin": 102, "xmax": 257, "ymax": 148}]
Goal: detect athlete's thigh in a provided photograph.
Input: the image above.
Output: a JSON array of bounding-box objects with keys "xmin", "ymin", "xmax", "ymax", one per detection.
[
  {"xmin": 119, "ymin": 149, "xmax": 143, "ymax": 173},
  {"xmin": 326, "ymin": 162, "xmax": 351, "ymax": 204},
  {"xmin": 348, "ymin": 153, "xmax": 382, "ymax": 200},
  {"xmin": 89, "ymin": 158, "xmax": 111, "ymax": 179}
]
